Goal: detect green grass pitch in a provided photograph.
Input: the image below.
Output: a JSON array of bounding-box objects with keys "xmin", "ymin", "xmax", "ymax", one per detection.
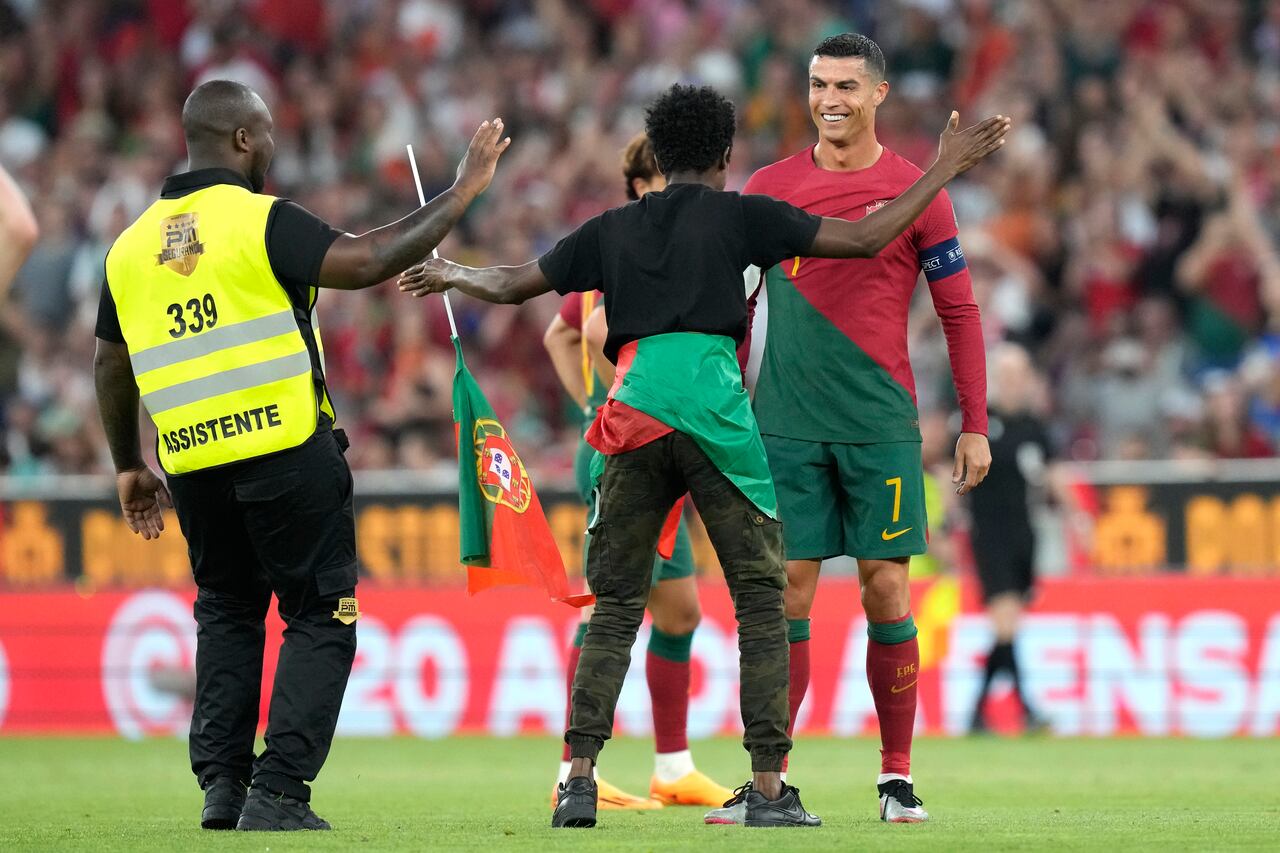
[{"xmin": 1, "ymin": 735, "xmax": 1276, "ymax": 851}]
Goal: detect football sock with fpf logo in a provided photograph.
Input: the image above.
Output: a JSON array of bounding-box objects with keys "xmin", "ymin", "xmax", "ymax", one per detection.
[
  {"xmin": 560, "ymin": 622, "xmax": 589, "ymax": 762},
  {"xmin": 787, "ymin": 620, "xmax": 811, "ymax": 735},
  {"xmin": 782, "ymin": 618, "xmax": 811, "ymax": 774},
  {"xmin": 647, "ymin": 626, "xmax": 694, "ymax": 756},
  {"xmin": 866, "ymin": 613, "xmax": 919, "ymax": 777}
]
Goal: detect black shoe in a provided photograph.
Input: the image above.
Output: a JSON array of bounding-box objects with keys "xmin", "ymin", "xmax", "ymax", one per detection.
[
  {"xmin": 1024, "ymin": 711, "xmax": 1052, "ymax": 735},
  {"xmin": 968, "ymin": 713, "xmax": 991, "ymax": 736},
  {"xmin": 200, "ymin": 776, "xmax": 246, "ymax": 830},
  {"xmin": 235, "ymin": 786, "xmax": 331, "ymax": 831},
  {"xmin": 743, "ymin": 782, "xmax": 822, "ymax": 827},
  {"xmin": 551, "ymin": 776, "xmax": 598, "ymax": 828}
]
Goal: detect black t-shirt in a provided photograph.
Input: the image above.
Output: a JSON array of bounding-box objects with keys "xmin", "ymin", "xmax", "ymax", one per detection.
[
  {"xmin": 95, "ymin": 168, "xmax": 341, "ymax": 343},
  {"xmin": 537, "ymin": 183, "xmax": 821, "ymax": 362},
  {"xmin": 968, "ymin": 407, "xmax": 1053, "ymax": 540}
]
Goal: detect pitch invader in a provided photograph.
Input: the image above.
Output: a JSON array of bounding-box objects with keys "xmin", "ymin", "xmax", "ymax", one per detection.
[
  {"xmin": 400, "ymin": 83, "xmax": 1008, "ymax": 829},
  {"xmin": 712, "ymin": 34, "xmax": 994, "ymax": 824},
  {"xmin": 542, "ymin": 134, "xmax": 733, "ymax": 811}
]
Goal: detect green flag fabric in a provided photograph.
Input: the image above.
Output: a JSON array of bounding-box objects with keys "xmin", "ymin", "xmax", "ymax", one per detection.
[
  {"xmin": 603, "ymin": 332, "xmax": 778, "ymax": 518},
  {"xmin": 452, "ymin": 337, "xmax": 590, "ymax": 606}
]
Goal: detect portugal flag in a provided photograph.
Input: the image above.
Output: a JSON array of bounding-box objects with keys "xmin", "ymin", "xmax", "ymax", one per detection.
[{"xmin": 452, "ymin": 338, "xmax": 592, "ymax": 607}]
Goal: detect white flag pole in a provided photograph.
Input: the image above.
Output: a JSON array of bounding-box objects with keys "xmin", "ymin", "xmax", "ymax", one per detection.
[{"xmin": 406, "ymin": 144, "xmax": 459, "ymax": 339}]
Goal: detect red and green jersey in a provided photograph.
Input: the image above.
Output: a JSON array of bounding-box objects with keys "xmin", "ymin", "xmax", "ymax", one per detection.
[
  {"xmin": 557, "ymin": 290, "xmax": 609, "ymax": 420},
  {"xmin": 743, "ymin": 145, "xmax": 987, "ymax": 443}
]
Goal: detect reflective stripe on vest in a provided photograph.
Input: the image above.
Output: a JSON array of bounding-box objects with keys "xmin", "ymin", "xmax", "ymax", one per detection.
[
  {"xmin": 129, "ymin": 310, "xmax": 298, "ymax": 374},
  {"xmin": 105, "ymin": 184, "xmax": 326, "ymax": 475},
  {"xmin": 142, "ymin": 349, "xmax": 313, "ymax": 414}
]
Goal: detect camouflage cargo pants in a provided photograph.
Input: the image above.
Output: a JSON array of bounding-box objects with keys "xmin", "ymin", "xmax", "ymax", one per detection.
[{"xmin": 565, "ymin": 430, "xmax": 791, "ymax": 772}]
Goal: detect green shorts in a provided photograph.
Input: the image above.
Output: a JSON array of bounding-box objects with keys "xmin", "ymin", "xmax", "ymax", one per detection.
[
  {"xmin": 573, "ymin": 429, "xmax": 598, "ymax": 504},
  {"xmin": 763, "ymin": 435, "xmax": 928, "ymax": 561},
  {"xmin": 576, "ymin": 435, "xmax": 696, "ymax": 584}
]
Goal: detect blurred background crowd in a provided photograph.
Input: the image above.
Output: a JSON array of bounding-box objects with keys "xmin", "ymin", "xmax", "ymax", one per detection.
[{"xmin": 2, "ymin": 0, "xmax": 1280, "ymax": 483}]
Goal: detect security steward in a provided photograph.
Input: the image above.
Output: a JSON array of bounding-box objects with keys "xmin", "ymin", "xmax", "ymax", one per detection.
[{"xmin": 93, "ymin": 80, "xmax": 511, "ymax": 831}]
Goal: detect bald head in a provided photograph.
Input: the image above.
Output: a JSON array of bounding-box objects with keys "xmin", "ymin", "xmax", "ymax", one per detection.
[
  {"xmin": 991, "ymin": 342, "xmax": 1038, "ymax": 412},
  {"xmin": 181, "ymin": 80, "xmax": 275, "ymax": 192}
]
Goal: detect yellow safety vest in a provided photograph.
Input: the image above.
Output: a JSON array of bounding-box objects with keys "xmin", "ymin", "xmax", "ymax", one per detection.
[{"xmin": 105, "ymin": 183, "xmax": 334, "ymax": 475}]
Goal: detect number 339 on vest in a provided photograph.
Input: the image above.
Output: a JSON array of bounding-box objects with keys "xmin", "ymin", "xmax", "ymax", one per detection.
[{"xmin": 105, "ymin": 183, "xmax": 330, "ymax": 475}]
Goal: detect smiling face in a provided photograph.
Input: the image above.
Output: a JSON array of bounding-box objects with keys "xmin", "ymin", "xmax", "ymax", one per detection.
[{"xmin": 808, "ymin": 54, "xmax": 888, "ymax": 146}]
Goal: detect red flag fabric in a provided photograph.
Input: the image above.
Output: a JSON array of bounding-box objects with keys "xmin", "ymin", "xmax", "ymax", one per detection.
[
  {"xmin": 657, "ymin": 497, "xmax": 684, "ymax": 560},
  {"xmin": 452, "ymin": 337, "xmax": 592, "ymax": 607}
]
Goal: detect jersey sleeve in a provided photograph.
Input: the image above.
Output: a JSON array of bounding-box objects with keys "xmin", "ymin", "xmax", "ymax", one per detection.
[
  {"xmin": 915, "ymin": 191, "xmax": 988, "ymax": 436},
  {"xmin": 265, "ymin": 199, "xmax": 342, "ymax": 309},
  {"xmin": 537, "ymin": 215, "xmax": 604, "ymax": 296},
  {"xmin": 95, "ymin": 273, "xmax": 125, "ymax": 343},
  {"xmin": 732, "ymin": 170, "xmax": 772, "ymax": 374},
  {"xmin": 740, "ymin": 194, "xmax": 822, "ymax": 269},
  {"xmin": 737, "ymin": 266, "xmax": 763, "ymax": 375},
  {"xmin": 558, "ymin": 291, "xmax": 584, "ymax": 328}
]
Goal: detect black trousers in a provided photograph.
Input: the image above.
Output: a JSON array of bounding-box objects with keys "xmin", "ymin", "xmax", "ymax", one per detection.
[{"xmin": 168, "ymin": 429, "xmax": 357, "ymax": 802}]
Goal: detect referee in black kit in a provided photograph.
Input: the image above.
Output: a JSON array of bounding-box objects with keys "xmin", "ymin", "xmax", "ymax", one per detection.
[
  {"xmin": 93, "ymin": 80, "xmax": 510, "ymax": 830},
  {"xmin": 966, "ymin": 343, "xmax": 1052, "ymax": 734}
]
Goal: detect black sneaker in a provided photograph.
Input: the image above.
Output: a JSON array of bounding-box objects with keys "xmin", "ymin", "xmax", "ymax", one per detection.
[
  {"xmin": 968, "ymin": 713, "xmax": 991, "ymax": 736},
  {"xmin": 703, "ymin": 781, "xmax": 751, "ymax": 824},
  {"xmin": 551, "ymin": 776, "xmax": 598, "ymax": 828},
  {"xmin": 200, "ymin": 776, "xmax": 246, "ymax": 830},
  {"xmin": 235, "ymin": 786, "xmax": 331, "ymax": 831},
  {"xmin": 1024, "ymin": 711, "xmax": 1052, "ymax": 735},
  {"xmin": 878, "ymin": 779, "xmax": 929, "ymax": 823},
  {"xmin": 743, "ymin": 782, "xmax": 821, "ymax": 827}
]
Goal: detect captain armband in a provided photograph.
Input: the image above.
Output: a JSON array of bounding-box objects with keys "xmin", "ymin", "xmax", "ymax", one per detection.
[{"xmin": 918, "ymin": 237, "xmax": 967, "ymax": 282}]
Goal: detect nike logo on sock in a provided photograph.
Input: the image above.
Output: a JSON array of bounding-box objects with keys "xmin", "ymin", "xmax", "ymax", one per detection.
[{"xmin": 889, "ymin": 679, "xmax": 918, "ymax": 694}]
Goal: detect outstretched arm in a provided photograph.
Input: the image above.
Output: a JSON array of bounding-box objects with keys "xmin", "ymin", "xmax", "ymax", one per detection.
[
  {"xmin": 398, "ymin": 257, "xmax": 552, "ymax": 305},
  {"xmin": 809, "ymin": 112, "xmax": 1010, "ymax": 259},
  {"xmin": 317, "ymin": 120, "xmax": 512, "ymax": 290}
]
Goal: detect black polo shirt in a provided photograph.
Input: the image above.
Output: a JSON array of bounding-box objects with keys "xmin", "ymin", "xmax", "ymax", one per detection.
[
  {"xmin": 969, "ymin": 407, "xmax": 1053, "ymax": 544},
  {"xmin": 537, "ymin": 182, "xmax": 821, "ymax": 362},
  {"xmin": 95, "ymin": 168, "xmax": 341, "ymax": 343}
]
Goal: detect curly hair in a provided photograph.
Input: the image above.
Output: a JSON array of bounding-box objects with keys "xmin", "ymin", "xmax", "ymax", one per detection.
[
  {"xmin": 643, "ymin": 84, "xmax": 736, "ymax": 176},
  {"xmin": 813, "ymin": 33, "xmax": 886, "ymax": 81},
  {"xmin": 620, "ymin": 133, "xmax": 659, "ymax": 200}
]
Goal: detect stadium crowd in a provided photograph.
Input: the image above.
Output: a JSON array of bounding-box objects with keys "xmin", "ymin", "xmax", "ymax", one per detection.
[{"xmin": 2, "ymin": 0, "xmax": 1280, "ymax": 482}]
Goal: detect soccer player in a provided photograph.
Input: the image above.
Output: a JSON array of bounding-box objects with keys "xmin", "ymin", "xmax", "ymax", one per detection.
[
  {"xmin": 400, "ymin": 83, "xmax": 1007, "ymax": 829},
  {"xmin": 726, "ymin": 34, "xmax": 994, "ymax": 824},
  {"xmin": 541, "ymin": 134, "xmax": 732, "ymax": 810}
]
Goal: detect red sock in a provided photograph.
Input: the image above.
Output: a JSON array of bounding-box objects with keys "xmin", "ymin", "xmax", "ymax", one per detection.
[
  {"xmin": 782, "ymin": 638, "xmax": 810, "ymax": 773},
  {"xmin": 646, "ymin": 652, "xmax": 690, "ymax": 754},
  {"xmin": 788, "ymin": 638, "xmax": 810, "ymax": 737},
  {"xmin": 866, "ymin": 635, "xmax": 919, "ymax": 776},
  {"xmin": 562, "ymin": 643, "xmax": 582, "ymax": 762}
]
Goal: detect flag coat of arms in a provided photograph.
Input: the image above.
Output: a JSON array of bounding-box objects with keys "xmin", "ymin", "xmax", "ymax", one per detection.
[{"xmin": 452, "ymin": 338, "xmax": 592, "ymax": 607}]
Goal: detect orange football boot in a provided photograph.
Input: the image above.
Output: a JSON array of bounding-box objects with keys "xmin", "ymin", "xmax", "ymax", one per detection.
[{"xmin": 649, "ymin": 770, "xmax": 735, "ymax": 807}]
